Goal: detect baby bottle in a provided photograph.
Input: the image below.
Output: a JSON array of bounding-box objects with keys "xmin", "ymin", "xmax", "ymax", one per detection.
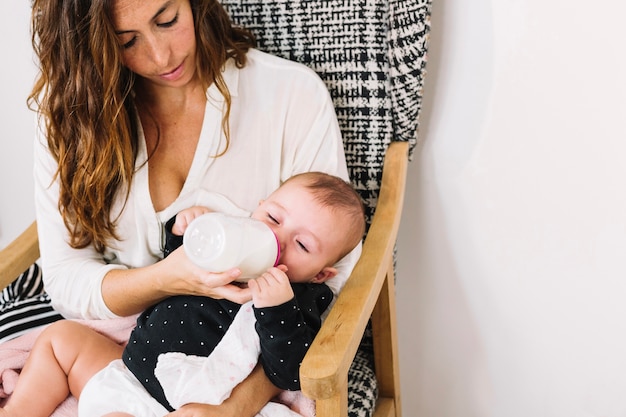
[{"xmin": 183, "ymin": 213, "xmax": 280, "ymax": 281}]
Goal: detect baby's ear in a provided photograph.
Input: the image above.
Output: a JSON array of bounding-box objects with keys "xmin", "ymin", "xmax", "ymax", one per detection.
[{"xmin": 311, "ymin": 267, "xmax": 338, "ymax": 284}]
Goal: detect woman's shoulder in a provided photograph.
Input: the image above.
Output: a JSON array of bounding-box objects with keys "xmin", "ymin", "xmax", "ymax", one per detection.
[{"xmin": 222, "ymin": 48, "xmax": 334, "ymax": 113}]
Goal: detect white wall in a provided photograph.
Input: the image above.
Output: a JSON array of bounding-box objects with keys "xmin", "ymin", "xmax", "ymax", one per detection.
[
  {"xmin": 0, "ymin": 3, "xmax": 37, "ymax": 247},
  {"xmin": 397, "ymin": 0, "xmax": 626, "ymax": 416},
  {"xmin": 4, "ymin": 1, "xmax": 626, "ymax": 417}
]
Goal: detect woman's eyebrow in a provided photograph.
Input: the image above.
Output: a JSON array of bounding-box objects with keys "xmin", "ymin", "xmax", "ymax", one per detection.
[
  {"xmin": 151, "ymin": 1, "xmax": 173, "ymax": 21},
  {"xmin": 114, "ymin": 1, "xmax": 173, "ymax": 35}
]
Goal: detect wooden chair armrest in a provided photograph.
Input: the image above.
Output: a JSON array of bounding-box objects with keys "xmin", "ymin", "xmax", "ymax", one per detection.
[
  {"xmin": 300, "ymin": 141, "xmax": 409, "ymax": 401},
  {"xmin": 0, "ymin": 221, "xmax": 39, "ymax": 291}
]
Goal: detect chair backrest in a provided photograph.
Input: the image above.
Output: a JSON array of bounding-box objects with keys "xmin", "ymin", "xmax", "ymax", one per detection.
[
  {"xmin": 222, "ymin": 0, "xmax": 430, "ymax": 225},
  {"xmin": 221, "ymin": 2, "xmax": 431, "ymax": 417}
]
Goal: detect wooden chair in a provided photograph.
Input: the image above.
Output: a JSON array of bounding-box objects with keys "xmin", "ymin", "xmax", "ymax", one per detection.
[
  {"xmin": 0, "ymin": 140, "xmax": 408, "ymax": 417},
  {"xmin": 300, "ymin": 140, "xmax": 408, "ymax": 417}
]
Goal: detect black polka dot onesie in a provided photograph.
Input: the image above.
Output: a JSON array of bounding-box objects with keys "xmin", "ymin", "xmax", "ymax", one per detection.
[{"xmin": 124, "ymin": 285, "xmax": 332, "ymax": 411}]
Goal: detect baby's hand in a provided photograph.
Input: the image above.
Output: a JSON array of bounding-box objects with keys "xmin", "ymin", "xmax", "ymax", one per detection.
[
  {"xmin": 248, "ymin": 265, "xmax": 294, "ymax": 308},
  {"xmin": 172, "ymin": 206, "xmax": 212, "ymax": 236}
]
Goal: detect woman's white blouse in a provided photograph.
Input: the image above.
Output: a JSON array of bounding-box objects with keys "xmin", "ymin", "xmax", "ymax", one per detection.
[{"xmin": 34, "ymin": 49, "xmax": 360, "ymax": 320}]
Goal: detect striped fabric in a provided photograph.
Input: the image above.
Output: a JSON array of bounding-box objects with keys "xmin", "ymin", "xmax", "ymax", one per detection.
[{"xmin": 0, "ymin": 263, "xmax": 63, "ymax": 343}]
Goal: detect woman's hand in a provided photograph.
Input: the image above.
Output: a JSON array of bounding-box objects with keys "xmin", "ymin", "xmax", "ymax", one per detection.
[
  {"xmin": 157, "ymin": 246, "xmax": 252, "ymax": 305},
  {"xmin": 103, "ymin": 235, "xmax": 251, "ymax": 316}
]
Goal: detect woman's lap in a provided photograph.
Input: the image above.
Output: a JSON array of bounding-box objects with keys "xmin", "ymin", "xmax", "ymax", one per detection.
[{"xmin": 0, "ymin": 263, "xmax": 378, "ymax": 416}]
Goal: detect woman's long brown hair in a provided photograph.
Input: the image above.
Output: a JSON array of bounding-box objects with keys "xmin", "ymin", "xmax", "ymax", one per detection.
[{"xmin": 28, "ymin": 0, "xmax": 255, "ymax": 253}]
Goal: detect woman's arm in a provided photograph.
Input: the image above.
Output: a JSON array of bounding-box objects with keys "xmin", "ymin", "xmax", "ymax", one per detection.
[
  {"xmin": 34, "ymin": 133, "xmax": 120, "ymax": 319},
  {"xmin": 100, "ymin": 247, "xmax": 251, "ymax": 317},
  {"xmin": 35, "ymin": 134, "xmax": 252, "ymax": 318}
]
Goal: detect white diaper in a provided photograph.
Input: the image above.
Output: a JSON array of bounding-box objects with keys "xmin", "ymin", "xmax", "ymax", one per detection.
[{"xmin": 79, "ymin": 359, "xmax": 170, "ymax": 417}]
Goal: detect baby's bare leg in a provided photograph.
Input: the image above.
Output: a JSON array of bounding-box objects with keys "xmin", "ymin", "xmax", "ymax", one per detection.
[{"xmin": 1, "ymin": 320, "xmax": 124, "ymax": 417}]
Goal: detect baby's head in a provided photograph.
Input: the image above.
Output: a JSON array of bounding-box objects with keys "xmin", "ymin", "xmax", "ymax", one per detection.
[{"xmin": 251, "ymin": 172, "xmax": 365, "ymax": 283}]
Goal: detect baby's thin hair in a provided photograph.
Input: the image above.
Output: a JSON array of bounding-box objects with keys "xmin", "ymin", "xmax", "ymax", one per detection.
[{"xmin": 285, "ymin": 172, "xmax": 366, "ymax": 258}]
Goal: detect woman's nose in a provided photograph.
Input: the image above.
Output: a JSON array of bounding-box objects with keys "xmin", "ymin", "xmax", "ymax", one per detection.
[{"xmin": 145, "ymin": 36, "xmax": 169, "ymax": 68}]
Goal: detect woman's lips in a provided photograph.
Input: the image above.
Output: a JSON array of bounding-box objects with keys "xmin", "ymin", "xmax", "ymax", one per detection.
[{"xmin": 160, "ymin": 63, "xmax": 184, "ymax": 81}]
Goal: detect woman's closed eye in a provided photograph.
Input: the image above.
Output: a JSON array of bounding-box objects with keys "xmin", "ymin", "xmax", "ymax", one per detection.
[
  {"xmin": 119, "ymin": 13, "xmax": 179, "ymax": 49},
  {"xmin": 122, "ymin": 37, "xmax": 137, "ymax": 49},
  {"xmin": 157, "ymin": 13, "xmax": 179, "ymax": 29}
]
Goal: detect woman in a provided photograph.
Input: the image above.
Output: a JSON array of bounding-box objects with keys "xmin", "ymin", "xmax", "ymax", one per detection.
[{"xmin": 25, "ymin": 0, "xmax": 359, "ymax": 415}]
